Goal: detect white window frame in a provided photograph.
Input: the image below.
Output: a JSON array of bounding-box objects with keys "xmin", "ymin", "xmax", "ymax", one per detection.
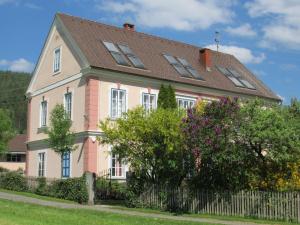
[
  {"xmin": 110, "ymin": 88, "xmax": 127, "ymax": 119},
  {"xmin": 53, "ymin": 46, "xmax": 62, "ymax": 74},
  {"xmin": 108, "ymin": 146, "xmax": 127, "ymax": 179},
  {"xmin": 142, "ymin": 93, "xmax": 157, "ymax": 112},
  {"xmin": 40, "ymin": 100, "xmax": 48, "ymax": 127},
  {"xmin": 37, "ymin": 151, "xmax": 46, "ymax": 177},
  {"xmin": 64, "ymin": 91, "xmax": 73, "ymax": 120},
  {"xmin": 176, "ymin": 96, "xmax": 196, "ymax": 109}
]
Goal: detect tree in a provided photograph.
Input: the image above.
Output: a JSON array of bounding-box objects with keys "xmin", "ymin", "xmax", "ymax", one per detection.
[
  {"xmin": 46, "ymin": 104, "xmax": 76, "ymax": 155},
  {"xmin": 157, "ymin": 85, "xmax": 177, "ymax": 109},
  {"xmin": 99, "ymin": 107, "xmax": 186, "ymax": 188},
  {"xmin": 0, "ymin": 109, "xmax": 14, "ymax": 153}
]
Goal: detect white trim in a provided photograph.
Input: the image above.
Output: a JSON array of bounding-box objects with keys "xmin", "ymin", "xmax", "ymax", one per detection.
[
  {"xmin": 107, "ymin": 146, "xmax": 127, "ymax": 179},
  {"xmin": 39, "ymin": 98, "xmax": 49, "ymax": 128},
  {"xmin": 53, "ymin": 46, "xmax": 62, "ymax": 75},
  {"xmin": 29, "ymin": 72, "xmax": 82, "ymax": 97},
  {"xmin": 108, "ymin": 84, "xmax": 128, "ymax": 119},
  {"xmin": 63, "ymin": 89, "xmax": 74, "ymax": 121},
  {"xmin": 37, "ymin": 150, "xmax": 47, "ymax": 177}
]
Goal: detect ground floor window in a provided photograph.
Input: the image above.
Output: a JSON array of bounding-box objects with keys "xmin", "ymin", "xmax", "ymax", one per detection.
[
  {"xmin": 38, "ymin": 152, "xmax": 45, "ymax": 177},
  {"xmin": 111, "ymin": 154, "xmax": 125, "ymax": 177},
  {"xmin": 6, "ymin": 154, "xmax": 23, "ymax": 162},
  {"xmin": 177, "ymin": 97, "xmax": 195, "ymax": 109},
  {"xmin": 62, "ymin": 151, "xmax": 70, "ymax": 178}
]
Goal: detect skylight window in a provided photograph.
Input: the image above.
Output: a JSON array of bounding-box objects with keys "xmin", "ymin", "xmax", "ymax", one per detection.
[
  {"xmin": 103, "ymin": 41, "xmax": 130, "ymax": 66},
  {"xmin": 217, "ymin": 66, "xmax": 256, "ymax": 90},
  {"xmin": 163, "ymin": 54, "xmax": 192, "ymax": 78},
  {"xmin": 177, "ymin": 57, "xmax": 204, "ymax": 80},
  {"xmin": 118, "ymin": 44, "xmax": 145, "ymax": 69}
]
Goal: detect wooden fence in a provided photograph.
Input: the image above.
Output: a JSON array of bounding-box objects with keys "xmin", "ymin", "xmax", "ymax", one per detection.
[{"xmin": 139, "ymin": 186, "xmax": 300, "ymax": 223}]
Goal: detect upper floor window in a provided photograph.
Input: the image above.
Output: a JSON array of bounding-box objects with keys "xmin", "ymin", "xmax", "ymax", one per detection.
[
  {"xmin": 103, "ymin": 41, "xmax": 129, "ymax": 66},
  {"xmin": 40, "ymin": 100, "xmax": 47, "ymax": 127},
  {"xmin": 142, "ymin": 93, "xmax": 156, "ymax": 112},
  {"xmin": 64, "ymin": 92, "xmax": 72, "ymax": 119},
  {"xmin": 111, "ymin": 89, "xmax": 126, "ymax": 119},
  {"xmin": 53, "ymin": 47, "xmax": 61, "ymax": 73},
  {"xmin": 177, "ymin": 97, "xmax": 195, "ymax": 109},
  {"xmin": 38, "ymin": 152, "xmax": 45, "ymax": 177},
  {"xmin": 62, "ymin": 151, "xmax": 70, "ymax": 178}
]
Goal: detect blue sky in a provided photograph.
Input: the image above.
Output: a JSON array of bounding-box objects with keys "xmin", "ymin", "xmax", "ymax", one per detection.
[{"xmin": 0, "ymin": 0, "xmax": 299, "ymax": 104}]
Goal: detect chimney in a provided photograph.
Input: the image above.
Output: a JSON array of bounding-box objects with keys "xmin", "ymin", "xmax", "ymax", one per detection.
[
  {"xmin": 123, "ymin": 23, "xmax": 135, "ymax": 31},
  {"xmin": 200, "ymin": 48, "xmax": 212, "ymax": 71}
]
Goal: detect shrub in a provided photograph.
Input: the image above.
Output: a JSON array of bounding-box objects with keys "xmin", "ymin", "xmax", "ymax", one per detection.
[
  {"xmin": 48, "ymin": 176, "xmax": 88, "ymax": 203},
  {"xmin": 95, "ymin": 177, "xmax": 127, "ymax": 201},
  {"xmin": 0, "ymin": 167, "xmax": 8, "ymax": 173},
  {"xmin": 0, "ymin": 171, "xmax": 27, "ymax": 191},
  {"xmin": 35, "ymin": 177, "xmax": 47, "ymax": 195}
]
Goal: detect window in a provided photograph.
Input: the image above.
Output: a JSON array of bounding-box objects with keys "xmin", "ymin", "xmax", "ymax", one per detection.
[
  {"xmin": 38, "ymin": 152, "xmax": 45, "ymax": 177},
  {"xmin": 177, "ymin": 57, "xmax": 204, "ymax": 80},
  {"xmin": 40, "ymin": 100, "xmax": 47, "ymax": 127},
  {"xmin": 53, "ymin": 47, "xmax": 61, "ymax": 73},
  {"xmin": 118, "ymin": 44, "xmax": 145, "ymax": 69},
  {"xmin": 64, "ymin": 92, "xmax": 72, "ymax": 119},
  {"xmin": 111, "ymin": 153, "xmax": 124, "ymax": 177},
  {"xmin": 177, "ymin": 97, "xmax": 195, "ymax": 109},
  {"xmin": 142, "ymin": 93, "xmax": 156, "ymax": 112},
  {"xmin": 62, "ymin": 151, "xmax": 70, "ymax": 178},
  {"xmin": 217, "ymin": 66, "xmax": 256, "ymax": 89},
  {"xmin": 6, "ymin": 154, "xmax": 22, "ymax": 162},
  {"xmin": 163, "ymin": 54, "xmax": 192, "ymax": 78},
  {"xmin": 111, "ymin": 89, "xmax": 126, "ymax": 119},
  {"xmin": 103, "ymin": 41, "xmax": 130, "ymax": 66}
]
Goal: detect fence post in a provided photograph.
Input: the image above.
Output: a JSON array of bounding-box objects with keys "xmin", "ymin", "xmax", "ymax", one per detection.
[{"xmin": 85, "ymin": 172, "xmax": 95, "ymax": 205}]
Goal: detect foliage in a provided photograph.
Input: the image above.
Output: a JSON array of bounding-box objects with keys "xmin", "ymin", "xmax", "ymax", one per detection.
[
  {"xmin": 182, "ymin": 97, "xmax": 245, "ymax": 191},
  {"xmin": 48, "ymin": 176, "xmax": 88, "ymax": 203},
  {"xmin": 46, "ymin": 104, "xmax": 76, "ymax": 154},
  {"xmin": 95, "ymin": 177, "xmax": 127, "ymax": 201},
  {"xmin": 0, "ymin": 70, "xmax": 31, "ymax": 133},
  {"xmin": 0, "ymin": 171, "xmax": 27, "ymax": 192},
  {"xmin": 157, "ymin": 85, "xmax": 177, "ymax": 109},
  {"xmin": 0, "ymin": 109, "xmax": 15, "ymax": 153},
  {"xmin": 0, "ymin": 167, "xmax": 9, "ymax": 172},
  {"xmin": 182, "ymin": 97, "xmax": 300, "ymax": 191},
  {"xmin": 35, "ymin": 177, "xmax": 47, "ymax": 195},
  {"xmin": 99, "ymin": 107, "xmax": 185, "ymax": 188}
]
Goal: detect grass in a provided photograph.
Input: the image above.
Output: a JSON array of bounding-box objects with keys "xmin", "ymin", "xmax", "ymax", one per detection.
[
  {"xmin": 103, "ymin": 203, "xmax": 298, "ymax": 225},
  {"xmin": 0, "ymin": 199, "xmax": 218, "ymax": 225},
  {"xmin": 0, "ymin": 189, "xmax": 75, "ymax": 204}
]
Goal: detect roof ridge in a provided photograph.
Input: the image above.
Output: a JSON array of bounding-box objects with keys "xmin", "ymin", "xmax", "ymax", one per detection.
[{"xmin": 56, "ymin": 12, "xmax": 225, "ymax": 54}]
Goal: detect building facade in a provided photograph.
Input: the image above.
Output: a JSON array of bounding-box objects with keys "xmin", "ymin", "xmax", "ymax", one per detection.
[{"xmin": 26, "ymin": 13, "xmax": 280, "ymax": 179}]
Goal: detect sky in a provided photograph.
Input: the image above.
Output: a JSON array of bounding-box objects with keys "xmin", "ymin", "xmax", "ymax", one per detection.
[{"xmin": 0, "ymin": 0, "xmax": 299, "ymax": 104}]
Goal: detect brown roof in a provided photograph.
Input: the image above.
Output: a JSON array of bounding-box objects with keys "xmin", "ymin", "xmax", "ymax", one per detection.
[
  {"xmin": 57, "ymin": 13, "xmax": 280, "ymax": 101},
  {"xmin": 8, "ymin": 134, "xmax": 27, "ymax": 153}
]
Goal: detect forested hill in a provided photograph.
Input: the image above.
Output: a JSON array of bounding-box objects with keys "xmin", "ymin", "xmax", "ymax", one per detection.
[{"xmin": 0, "ymin": 71, "xmax": 31, "ymax": 134}]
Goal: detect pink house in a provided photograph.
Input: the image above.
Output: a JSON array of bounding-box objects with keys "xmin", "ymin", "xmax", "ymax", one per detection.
[{"xmin": 25, "ymin": 13, "xmax": 280, "ymax": 179}]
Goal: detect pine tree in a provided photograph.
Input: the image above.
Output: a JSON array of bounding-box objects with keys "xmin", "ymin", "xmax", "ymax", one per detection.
[
  {"xmin": 157, "ymin": 84, "xmax": 177, "ymax": 109},
  {"xmin": 157, "ymin": 85, "xmax": 167, "ymax": 109},
  {"xmin": 167, "ymin": 85, "xmax": 177, "ymax": 109}
]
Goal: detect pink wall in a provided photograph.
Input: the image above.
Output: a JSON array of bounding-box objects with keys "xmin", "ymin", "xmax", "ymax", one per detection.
[
  {"xmin": 83, "ymin": 77, "xmax": 99, "ymax": 173},
  {"xmin": 25, "ymin": 99, "xmax": 31, "ymax": 176}
]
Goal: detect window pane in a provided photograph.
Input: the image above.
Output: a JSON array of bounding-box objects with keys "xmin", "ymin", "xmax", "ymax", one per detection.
[
  {"xmin": 239, "ymin": 78, "xmax": 256, "ymax": 89},
  {"xmin": 163, "ymin": 54, "xmax": 178, "ymax": 64},
  {"xmin": 118, "ymin": 44, "xmax": 133, "ymax": 55},
  {"xmin": 173, "ymin": 65, "xmax": 191, "ymax": 77},
  {"xmin": 103, "ymin": 41, "xmax": 119, "ymax": 52},
  {"xmin": 177, "ymin": 57, "xmax": 189, "ymax": 67},
  {"xmin": 111, "ymin": 52, "xmax": 130, "ymax": 66},
  {"xmin": 128, "ymin": 55, "xmax": 145, "ymax": 68},
  {"xmin": 228, "ymin": 76, "xmax": 245, "ymax": 87}
]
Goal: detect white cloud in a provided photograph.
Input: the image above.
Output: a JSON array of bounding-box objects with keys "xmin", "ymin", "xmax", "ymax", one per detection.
[
  {"xmin": 0, "ymin": 0, "xmax": 15, "ymax": 5},
  {"xmin": 225, "ymin": 23, "xmax": 256, "ymax": 37},
  {"xmin": 245, "ymin": 0, "xmax": 300, "ymax": 49},
  {"xmin": 205, "ymin": 44, "xmax": 266, "ymax": 64},
  {"xmin": 97, "ymin": 0, "xmax": 234, "ymax": 31},
  {"xmin": 0, "ymin": 58, "xmax": 34, "ymax": 73}
]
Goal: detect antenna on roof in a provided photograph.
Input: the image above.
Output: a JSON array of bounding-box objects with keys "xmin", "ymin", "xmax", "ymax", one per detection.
[{"xmin": 215, "ymin": 31, "xmax": 220, "ymax": 52}]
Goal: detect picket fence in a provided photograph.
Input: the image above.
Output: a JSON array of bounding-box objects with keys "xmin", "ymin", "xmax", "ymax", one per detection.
[{"xmin": 139, "ymin": 186, "xmax": 300, "ymax": 222}]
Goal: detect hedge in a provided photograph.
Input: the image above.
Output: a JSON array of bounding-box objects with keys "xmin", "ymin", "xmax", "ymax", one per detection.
[{"xmin": 0, "ymin": 171, "xmax": 27, "ymax": 192}]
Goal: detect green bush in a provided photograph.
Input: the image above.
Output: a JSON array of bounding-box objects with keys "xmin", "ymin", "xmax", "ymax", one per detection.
[
  {"xmin": 49, "ymin": 176, "xmax": 88, "ymax": 203},
  {"xmin": 0, "ymin": 171, "xmax": 27, "ymax": 191},
  {"xmin": 0, "ymin": 167, "xmax": 9, "ymax": 173},
  {"xmin": 35, "ymin": 177, "xmax": 47, "ymax": 195},
  {"xmin": 95, "ymin": 178, "xmax": 127, "ymax": 201}
]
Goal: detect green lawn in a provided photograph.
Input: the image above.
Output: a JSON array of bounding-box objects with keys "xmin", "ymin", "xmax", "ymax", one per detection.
[
  {"xmin": 0, "ymin": 189, "xmax": 75, "ymax": 204},
  {"xmin": 105, "ymin": 204, "xmax": 297, "ymax": 225},
  {"xmin": 0, "ymin": 199, "xmax": 218, "ymax": 225}
]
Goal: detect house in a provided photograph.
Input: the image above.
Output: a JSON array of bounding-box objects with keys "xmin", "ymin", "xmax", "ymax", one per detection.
[
  {"xmin": 25, "ymin": 13, "xmax": 280, "ymax": 179},
  {"xmin": 0, "ymin": 134, "xmax": 27, "ymax": 172}
]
